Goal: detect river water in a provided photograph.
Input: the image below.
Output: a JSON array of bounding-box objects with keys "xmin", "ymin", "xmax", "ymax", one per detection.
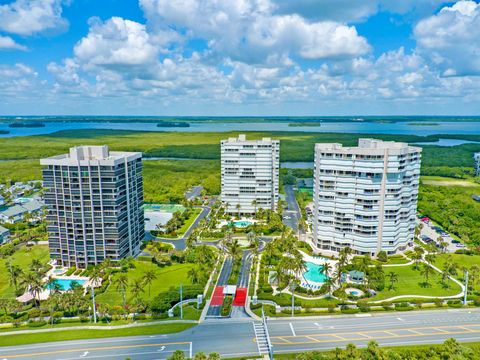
[{"xmin": 2, "ymin": 120, "xmax": 480, "ymax": 137}]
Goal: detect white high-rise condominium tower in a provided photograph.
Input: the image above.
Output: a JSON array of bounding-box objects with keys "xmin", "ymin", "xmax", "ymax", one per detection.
[
  {"xmin": 474, "ymin": 153, "xmax": 480, "ymax": 176},
  {"xmin": 41, "ymin": 145, "xmax": 144, "ymax": 268},
  {"xmin": 221, "ymin": 134, "xmax": 280, "ymax": 215},
  {"xmin": 313, "ymin": 139, "xmax": 421, "ymax": 256}
]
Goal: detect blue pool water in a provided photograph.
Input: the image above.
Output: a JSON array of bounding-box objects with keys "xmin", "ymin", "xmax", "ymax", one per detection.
[
  {"xmin": 303, "ymin": 262, "xmax": 328, "ymax": 283},
  {"xmin": 231, "ymin": 220, "xmax": 253, "ymax": 228},
  {"xmin": 48, "ymin": 278, "xmax": 86, "ymax": 291}
]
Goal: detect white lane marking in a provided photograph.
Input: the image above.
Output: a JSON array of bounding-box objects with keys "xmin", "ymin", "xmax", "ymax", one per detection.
[
  {"xmin": 157, "ymin": 346, "xmax": 166, "ymax": 352},
  {"xmin": 80, "ymin": 351, "xmax": 89, "ymax": 357},
  {"xmin": 56, "ymin": 350, "xmax": 175, "ymax": 360},
  {"xmin": 189, "ymin": 342, "xmax": 193, "ymax": 359},
  {"xmin": 355, "ymin": 314, "xmax": 372, "ymax": 317},
  {"xmin": 289, "ymin": 323, "xmax": 296, "ymax": 336},
  {"xmin": 397, "ymin": 317, "xmax": 404, "ymax": 321}
]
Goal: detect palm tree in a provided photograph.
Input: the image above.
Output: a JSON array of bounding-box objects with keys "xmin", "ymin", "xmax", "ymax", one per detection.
[
  {"xmin": 251, "ymin": 199, "xmax": 257, "ymax": 217},
  {"xmin": 320, "ymin": 262, "xmax": 332, "ymax": 280},
  {"xmin": 21, "ymin": 272, "xmax": 43, "ymax": 308},
  {"xmin": 226, "ymin": 239, "xmax": 242, "ymax": 259},
  {"xmin": 6, "ymin": 261, "xmax": 22, "ymax": 292},
  {"xmin": 387, "ymin": 272, "xmax": 398, "ymax": 290},
  {"xmin": 188, "ymin": 267, "xmax": 201, "ymax": 284},
  {"xmin": 29, "ymin": 259, "xmax": 43, "ymax": 273},
  {"xmin": 89, "ymin": 267, "xmax": 102, "ymax": 288},
  {"xmin": 130, "ymin": 279, "xmax": 145, "ymax": 306},
  {"xmin": 143, "ymin": 270, "xmax": 157, "ymax": 298},
  {"xmin": 324, "ymin": 278, "xmax": 334, "ymax": 297},
  {"xmin": 235, "ymin": 203, "xmax": 241, "ymax": 219},
  {"xmin": 470, "ymin": 265, "xmax": 480, "ymax": 291},
  {"xmin": 421, "ymin": 263, "xmax": 433, "ymax": 286},
  {"xmin": 114, "ymin": 274, "xmax": 129, "ymax": 308},
  {"xmin": 425, "ymin": 253, "xmax": 436, "ymax": 264}
]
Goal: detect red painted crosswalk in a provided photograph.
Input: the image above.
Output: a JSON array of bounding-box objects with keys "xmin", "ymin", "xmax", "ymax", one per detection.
[
  {"xmin": 233, "ymin": 287, "xmax": 247, "ymax": 306},
  {"xmin": 210, "ymin": 286, "xmax": 225, "ymax": 306}
]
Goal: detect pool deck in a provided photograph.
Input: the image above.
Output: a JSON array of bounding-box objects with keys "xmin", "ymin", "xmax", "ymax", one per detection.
[{"xmin": 298, "ymin": 250, "xmax": 338, "ymax": 288}]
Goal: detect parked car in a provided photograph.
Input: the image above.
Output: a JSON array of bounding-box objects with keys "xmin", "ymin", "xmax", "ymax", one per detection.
[{"xmin": 451, "ymin": 239, "xmax": 461, "ymax": 244}]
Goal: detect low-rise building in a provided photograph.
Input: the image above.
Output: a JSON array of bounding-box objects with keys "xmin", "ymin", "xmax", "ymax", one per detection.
[
  {"xmin": 0, "ymin": 199, "xmax": 44, "ymax": 223},
  {"xmin": 0, "ymin": 225, "xmax": 10, "ymax": 244}
]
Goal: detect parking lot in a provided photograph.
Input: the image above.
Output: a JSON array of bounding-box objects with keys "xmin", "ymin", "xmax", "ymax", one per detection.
[{"xmin": 417, "ymin": 217, "xmax": 464, "ymax": 253}]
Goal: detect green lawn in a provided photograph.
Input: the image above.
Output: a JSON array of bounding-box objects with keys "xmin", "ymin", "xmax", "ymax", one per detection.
[
  {"xmin": 96, "ymin": 260, "xmax": 195, "ymax": 306},
  {"xmin": 434, "ymin": 253, "xmax": 480, "ymax": 282},
  {"xmin": 177, "ymin": 208, "xmax": 202, "ymax": 236},
  {"xmin": 0, "ymin": 245, "xmax": 50, "ymax": 298},
  {"xmin": 370, "ymin": 264, "xmax": 462, "ymax": 301},
  {"xmin": 0, "ymin": 322, "xmax": 194, "ymax": 347}
]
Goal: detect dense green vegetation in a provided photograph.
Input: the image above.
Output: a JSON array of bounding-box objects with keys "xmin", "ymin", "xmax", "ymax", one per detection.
[
  {"xmin": 257, "ymin": 339, "xmax": 480, "ymax": 360},
  {"xmin": 418, "ymin": 177, "xmax": 480, "ymax": 246},
  {"xmin": 0, "ymin": 245, "xmax": 49, "ymax": 298},
  {"xmin": 1, "ymin": 128, "xmax": 479, "ymax": 167}
]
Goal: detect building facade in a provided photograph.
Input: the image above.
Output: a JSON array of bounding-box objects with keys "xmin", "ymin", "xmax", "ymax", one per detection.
[
  {"xmin": 313, "ymin": 139, "xmax": 421, "ymax": 256},
  {"xmin": 41, "ymin": 146, "xmax": 144, "ymax": 268},
  {"xmin": 221, "ymin": 134, "xmax": 279, "ymax": 215},
  {"xmin": 474, "ymin": 152, "xmax": 480, "ymax": 176}
]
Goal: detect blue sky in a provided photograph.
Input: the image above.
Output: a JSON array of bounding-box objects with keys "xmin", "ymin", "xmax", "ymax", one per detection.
[{"xmin": 0, "ymin": 0, "xmax": 479, "ymax": 115}]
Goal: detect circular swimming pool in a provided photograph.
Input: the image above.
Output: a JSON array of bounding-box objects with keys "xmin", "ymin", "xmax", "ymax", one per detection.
[{"xmin": 303, "ymin": 262, "xmax": 328, "ymax": 283}]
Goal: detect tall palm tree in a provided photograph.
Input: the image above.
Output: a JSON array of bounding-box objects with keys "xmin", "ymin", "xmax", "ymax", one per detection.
[
  {"xmin": 226, "ymin": 239, "xmax": 242, "ymax": 259},
  {"xmin": 421, "ymin": 263, "xmax": 433, "ymax": 286},
  {"xmin": 320, "ymin": 262, "xmax": 332, "ymax": 279},
  {"xmin": 89, "ymin": 267, "xmax": 102, "ymax": 288},
  {"xmin": 130, "ymin": 279, "xmax": 145, "ymax": 306},
  {"xmin": 235, "ymin": 203, "xmax": 241, "ymax": 219},
  {"xmin": 188, "ymin": 267, "xmax": 201, "ymax": 284},
  {"xmin": 6, "ymin": 261, "xmax": 22, "ymax": 292},
  {"xmin": 29, "ymin": 259, "xmax": 43, "ymax": 273},
  {"xmin": 470, "ymin": 265, "xmax": 480, "ymax": 291},
  {"xmin": 143, "ymin": 270, "xmax": 157, "ymax": 298},
  {"xmin": 21, "ymin": 272, "xmax": 43, "ymax": 308},
  {"xmin": 387, "ymin": 272, "xmax": 398, "ymax": 290},
  {"xmin": 114, "ymin": 274, "xmax": 129, "ymax": 308},
  {"xmin": 251, "ymin": 199, "xmax": 257, "ymax": 217}
]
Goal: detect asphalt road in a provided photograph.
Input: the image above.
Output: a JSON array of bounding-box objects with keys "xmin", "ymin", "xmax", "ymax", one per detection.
[
  {"xmin": 3, "ymin": 309, "xmax": 480, "ymax": 359},
  {"xmin": 283, "ymin": 185, "xmax": 301, "ymax": 232}
]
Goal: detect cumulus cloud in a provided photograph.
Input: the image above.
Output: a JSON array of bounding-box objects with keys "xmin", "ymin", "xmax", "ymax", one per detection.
[
  {"xmin": 414, "ymin": 1, "xmax": 480, "ymax": 76},
  {"xmin": 0, "ymin": 0, "xmax": 68, "ymax": 36},
  {"xmin": 73, "ymin": 17, "xmax": 158, "ymax": 69},
  {"xmin": 0, "ymin": 35, "xmax": 26, "ymax": 50},
  {"xmin": 140, "ymin": 0, "xmax": 370, "ymax": 63}
]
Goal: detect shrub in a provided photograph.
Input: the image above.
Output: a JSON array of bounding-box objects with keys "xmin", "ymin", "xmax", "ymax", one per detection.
[
  {"xmin": 473, "ymin": 297, "xmax": 480, "ymax": 307},
  {"xmin": 377, "ymin": 251, "xmax": 388, "ymax": 263},
  {"xmin": 340, "ymin": 306, "xmax": 360, "ymax": 314},
  {"xmin": 447, "ymin": 300, "xmax": 463, "ymax": 308},
  {"xmin": 357, "ymin": 300, "xmax": 370, "ymax": 312},
  {"xmin": 27, "ymin": 320, "xmax": 47, "ymax": 328},
  {"xmin": 381, "ymin": 302, "xmax": 393, "ymax": 311},
  {"xmin": 27, "ymin": 308, "xmax": 41, "ymax": 319},
  {"xmin": 327, "ymin": 305, "xmax": 336, "ymax": 313},
  {"xmin": 434, "ymin": 298, "xmax": 444, "ymax": 307}
]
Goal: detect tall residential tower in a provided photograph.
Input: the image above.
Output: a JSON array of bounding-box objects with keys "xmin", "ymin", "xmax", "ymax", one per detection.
[
  {"xmin": 221, "ymin": 134, "xmax": 279, "ymax": 215},
  {"xmin": 41, "ymin": 146, "xmax": 144, "ymax": 268},
  {"xmin": 313, "ymin": 139, "xmax": 421, "ymax": 256}
]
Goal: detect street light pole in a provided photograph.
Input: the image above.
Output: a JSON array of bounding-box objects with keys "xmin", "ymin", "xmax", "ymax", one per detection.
[
  {"xmin": 464, "ymin": 270, "xmax": 469, "ymax": 306},
  {"xmin": 180, "ymin": 284, "xmax": 183, "ymax": 320},
  {"xmin": 290, "ymin": 282, "xmax": 296, "ymax": 317}
]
